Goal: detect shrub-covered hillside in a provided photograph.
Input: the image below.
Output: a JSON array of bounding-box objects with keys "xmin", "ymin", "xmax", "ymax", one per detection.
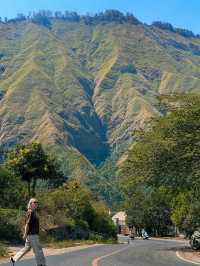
[{"xmin": 1, "ymin": 10, "xmax": 200, "ymax": 177}]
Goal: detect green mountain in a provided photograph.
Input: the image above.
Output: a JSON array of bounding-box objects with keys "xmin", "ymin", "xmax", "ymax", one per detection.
[{"xmin": 0, "ymin": 11, "xmax": 200, "ymax": 178}]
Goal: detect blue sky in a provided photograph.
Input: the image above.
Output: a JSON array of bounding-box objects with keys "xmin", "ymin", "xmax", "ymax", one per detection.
[{"xmin": 0, "ymin": 0, "xmax": 199, "ymax": 34}]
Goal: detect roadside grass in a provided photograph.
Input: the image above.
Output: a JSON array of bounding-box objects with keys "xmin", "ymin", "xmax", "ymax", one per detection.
[
  {"xmin": 43, "ymin": 238, "xmax": 117, "ymax": 249},
  {"xmin": 44, "ymin": 239, "xmax": 100, "ymax": 249}
]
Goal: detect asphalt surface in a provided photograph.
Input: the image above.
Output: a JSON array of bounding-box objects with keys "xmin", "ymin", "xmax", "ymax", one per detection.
[{"xmin": 1, "ymin": 238, "xmax": 195, "ymax": 266}]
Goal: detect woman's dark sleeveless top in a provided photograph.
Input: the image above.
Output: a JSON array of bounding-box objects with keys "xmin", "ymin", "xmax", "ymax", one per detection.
[{"xmin": 26, "ymin": 210, "xmax": 39, "ymax": 235}]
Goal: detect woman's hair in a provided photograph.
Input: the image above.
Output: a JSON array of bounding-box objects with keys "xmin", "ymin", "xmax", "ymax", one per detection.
[{"xmin": 27, "ymin": 198, "xmax": 37, "ymax": 210}]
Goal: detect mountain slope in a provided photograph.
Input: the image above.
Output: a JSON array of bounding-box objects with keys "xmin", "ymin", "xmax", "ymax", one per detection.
[{"xmin": 0, "ymin": 16, "xmax": 200, "ymax": 174}]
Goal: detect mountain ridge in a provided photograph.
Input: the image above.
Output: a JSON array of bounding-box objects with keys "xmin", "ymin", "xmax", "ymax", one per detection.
[{"xmin": 0, "ymin": 12, "xmax": 200, "ymax": 177}]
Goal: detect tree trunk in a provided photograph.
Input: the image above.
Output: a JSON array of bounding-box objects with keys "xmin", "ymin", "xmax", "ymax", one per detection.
[
  {"xmin": 28, "ymin": 181, "xmax": 31, "ymax": 198},
  {"xmin": 31, "ymin": 178, "xmax": 37, "ymax": 196}
]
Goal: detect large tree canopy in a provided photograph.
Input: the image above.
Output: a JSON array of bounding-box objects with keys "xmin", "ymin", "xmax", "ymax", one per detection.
[
  {"xmin": 120, "ymin": 94, "xmax": 200, "ymax": 235},
  {"xmin": 7, "ymin": 142, "xmax": 66, "ymax": 197}
]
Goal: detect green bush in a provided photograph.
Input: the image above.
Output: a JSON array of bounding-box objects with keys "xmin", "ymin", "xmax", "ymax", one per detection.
[
  {"xmin": 0, "ymin": 166, "xmax": 27, "ymax": 209},
  {"xmin": 0, "ymin": 208, "xmax": 23, "ymax": 242},
  {"xmin": 39, "ymin": 180, "xmax": 117, "ymax": 240},
  {"xmin": 91, "ymin": 202, "xmax": 117, "ymax": 239},
  {"xmin": 0, "ymin": 243, "xmax": 8, "ymax": 257},
  {"xmin": 119, "ymin": 64, "xmax": 137, "ymax": 74},
  {"xmin": 89, "ymin": 232, "xmax": 104, "ymax": 241}
]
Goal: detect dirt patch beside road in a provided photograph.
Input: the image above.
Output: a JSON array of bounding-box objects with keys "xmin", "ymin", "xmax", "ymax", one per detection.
[
  {"xmin": 177, "ymin": 246, "xmax": 200, "ymax": 264},
  {"xmin": 152, "ymin": 236, "xmax": 200, "ymax": 264}
]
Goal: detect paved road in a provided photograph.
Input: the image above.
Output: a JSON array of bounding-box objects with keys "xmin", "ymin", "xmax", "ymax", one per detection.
[{"xmin": 1, "ymin": 239, "xmax": 195, "ymax": 266}]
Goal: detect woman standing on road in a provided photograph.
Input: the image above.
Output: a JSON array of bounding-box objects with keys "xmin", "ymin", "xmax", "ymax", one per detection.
[{"xmin": 10, "ymin": 198, "xmax": 47, "ymax": 266}]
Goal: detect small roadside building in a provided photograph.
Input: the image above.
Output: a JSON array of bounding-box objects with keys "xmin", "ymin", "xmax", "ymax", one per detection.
[
  {"xmin": 112, "ymin": 211, "xmax": 130, "ymax": 235},
  {"xmin": 112, "ymin": 211, "xmax": 127, "ymax": 226},
  {"xmin": 112, "ymin": 211, "xmax": 137, "ymax": 237}
]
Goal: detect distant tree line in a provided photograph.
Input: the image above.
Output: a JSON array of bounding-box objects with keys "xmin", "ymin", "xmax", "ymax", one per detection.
[
  {"xmin": 0, "ymin": 10, "xmax": 198, "ymax": 39},
  {"xmin": 152, "ymin": 21, "xmax": 200, "ymax": 39},
  {"xmin": 0, "ymin": 9, "xmax": 141, "ymax": 28}
]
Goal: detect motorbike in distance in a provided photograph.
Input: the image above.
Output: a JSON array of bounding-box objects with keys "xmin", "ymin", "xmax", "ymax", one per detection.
[
  {"xmin": 190, "ymin": 230, "xmax": 200, "ymax": 250},
  {"xmin": 141, "ymin": 229, "xmax": 149, "ymax": 240}
]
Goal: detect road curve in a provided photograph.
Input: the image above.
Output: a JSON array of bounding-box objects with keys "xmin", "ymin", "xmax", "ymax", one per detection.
[
  {"xmin": 0, "ymin": 239, "xmax": 195, "ymax": 266},
  {"xmin": 94, "ymin": 239, "xmax": 195, "ymax": 266}
]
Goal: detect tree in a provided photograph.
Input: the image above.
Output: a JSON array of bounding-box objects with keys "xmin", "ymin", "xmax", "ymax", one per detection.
[
  {"xmin": 0, "ymin": 166, "xmax": 26, "ymax": 208},
  {"xmin": 152, "ymin": 21, "xmax": 174, "ymax": 32},
  {"xmin": 39, "ymin": 179, "xmax": 116, "ymax": 239},
  {"xmin": 31, "ymin": 11, "xmax": 51, "ymax": 28},
  {"xmin": 7, "ymin": 142, "xmax": 65, "ymax": 197},
  {"xmin": 152, "ymin": 21, "xmax": 196, "ymax": 38},
  {"xmin": 54, "ymin": 11, "xmax": 63, "ymax": 19},
  {"xmin": 16, "ymin": 13, "xmax": 26, "ymax": 21},
  {"xmin": 120, "ymin": 94, "xmax": 200, "ymax": 235}
]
